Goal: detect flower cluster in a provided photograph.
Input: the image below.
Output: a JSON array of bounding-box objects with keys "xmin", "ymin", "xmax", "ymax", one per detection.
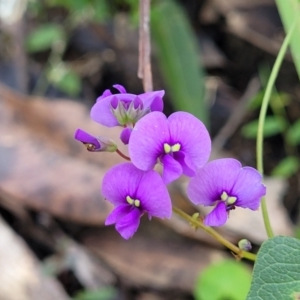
[{"xmin": 75, "ymin": 85, "xmax": 266, "ymax": 239}]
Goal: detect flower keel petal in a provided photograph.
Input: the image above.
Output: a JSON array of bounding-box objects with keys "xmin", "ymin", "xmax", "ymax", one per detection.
[{"xmin": 204, "ymin": 202, "xmax": 228, "ymax": 226}]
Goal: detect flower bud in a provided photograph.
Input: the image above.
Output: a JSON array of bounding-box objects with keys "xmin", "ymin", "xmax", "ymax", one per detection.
[
  {"xmin": 238, "ymin": 239, "xmax": 252, "ymax": 251},
  {"xmin": 110, "ymin": 97, "xmax": 128, "ymax": 126},
  {"xmin": 74, "ymin": 129, "xmax": 117, "ymax": 152},
  {"xmin": 120, "ymin": 127, "xmax": 132, "ymax": 145}
]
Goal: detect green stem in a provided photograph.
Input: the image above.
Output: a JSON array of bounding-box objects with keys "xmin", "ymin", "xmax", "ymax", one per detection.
[
  {"xmin": 172, "ymin": 206, "xmax": 256, "ymax": 261},
  {"xmin": 256, "ymin": 18, "xmax": 298, "ymax": 239}
]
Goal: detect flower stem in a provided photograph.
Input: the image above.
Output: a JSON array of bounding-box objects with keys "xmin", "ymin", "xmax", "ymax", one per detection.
[
  {"xmin": 116, "ymin": 149, "xmax": 131, "ymax": 161},
  {"xmin": 256, "ymin": 17, "xmax": 297, "ymax": 239},
  {"xmin": 172, "ymin": 206, "xmax": 257, "ymax": 261}
]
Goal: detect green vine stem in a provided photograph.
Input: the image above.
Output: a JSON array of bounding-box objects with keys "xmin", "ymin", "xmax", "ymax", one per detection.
[
  {"xmin": 172, "ymin": 206, "xmax": 257, "ymax": 261},
  {"xmin": 256, "ymin": 17, "xmax": 298, "ymax": 239}
]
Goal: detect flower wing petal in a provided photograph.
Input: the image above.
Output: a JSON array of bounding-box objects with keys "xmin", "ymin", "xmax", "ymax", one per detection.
[
  {"xmin": 115, "ymin": 208, "xmax": 141, "ymax": 239},
  {"xmin": 149, "ymin": 96, "xmax": 163, "ymax": 112},
  {"xmin": 204, "ymin": 202, "xmax": 228, "ymax": 226},
  {"xmin": 187, "ymin": 158, "xmax": 242, "ymax": 206},
  {"xmin": 232, "ymin": 167, "xmax": 266, "ymax": 210},
  {"xmin": 136, "ymin": 170, "xmax": 172, "ymax": 218},
  {"xmin": 139, "ymin": 90, "xmax": 165, "ymax": 110},
  {"xmin": 90, "ymin": 96, "xmax": 119, "ymax": 127},
  {"xmin": 129, "ymin": 112, "xmax": 169, "ymax": 170},
  {"xmin": 101, "ymin": 163, "xmax": 143, "ymax": 205},
  {"xmin": 105, "ymin": 204, "xmax": 131, "ymax": 225},
  {"xmin": 161, "ymin": 155, "xmax": 183, "ymax": 184},
  {"xmin": 168, "ymin": 112, "xmax": 211, "ymax": 171}
]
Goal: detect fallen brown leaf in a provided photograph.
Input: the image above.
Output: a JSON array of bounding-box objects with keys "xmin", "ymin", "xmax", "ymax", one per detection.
[
  {"xmin": 0, "ymin": 215, "xmax": 69, "ymax": 300},
  {"xmin": 0, "ymin": 83, "xmax": 124, "ymax": 224},
  {"xmin": 83, "ymin": 219, "xmax": 227, "ymax": 292}
]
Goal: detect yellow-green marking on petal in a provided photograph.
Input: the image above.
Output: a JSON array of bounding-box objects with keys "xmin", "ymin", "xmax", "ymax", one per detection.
[
  {"xmin": 171, "ymin": 143, "xmax": 181, "ymax": 152},
  {"xmin": 164, "ymin": 143, "xmax": 181, "ymax": 154},
  {"xmin": 220, "ymin": 191, "xmax": 237, "ymax": 205},
  {"xmin": 126, "ymin": 196, "xmax": 141, "ymax": 207},
  {"xmin": 126, "ymin": 196, "xmax": 134, "ymax": 205},
  {"xmin": 164, "ymin": 143, "xmax": 171, "ymax": 153},
  {"xmin": 221, "ymin": 191, "xmax": 228, "ymax": 201},
  {"xmin": 227, "ymin": 196, "xmax": 237, "ymax": 205}
]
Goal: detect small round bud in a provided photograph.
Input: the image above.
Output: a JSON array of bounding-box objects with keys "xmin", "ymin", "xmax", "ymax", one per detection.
[{"xmin": 238, "ymin": 239, "xmax": 252, "ymax": 251}]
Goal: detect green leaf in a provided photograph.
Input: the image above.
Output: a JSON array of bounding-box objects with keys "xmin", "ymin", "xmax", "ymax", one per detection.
[
  {"xmin": 287, "ymin": 119, "xmax": 300, "ymax": 146},
  {"xmin": 151, "ymin": 0, "xmax": 208, "ymax": 126},
  {"xmin": 294, "ymin": 227, "xmax": 300, "ymax": 240},
  {"xmin": 275, "ymin": 0, "xmax": 300, "ymax": 81},
  {"xmin": 194, "ymin": 260, "xmax": 252, "ymax": 300},
  {"xmin": 26, "ymin": 24, "xmax": 65, "ymax": 53},
  {"xmin": 47, "ymin": 63, "xmax": 81, "ymax": 96},
  {"xmin": 271, "ymin": 156, "xmax": 300, "ymax": 178},
  {"xmin": 73, "ymin": 287, "xmax": 117, "ymax": 300},
  {"xmin": 247, "ymin": 236, "xmax": 300, "ymax": 300},
  {"xmin": 241, "ymin": 116, "xmax": 287, "ymax": 139}
]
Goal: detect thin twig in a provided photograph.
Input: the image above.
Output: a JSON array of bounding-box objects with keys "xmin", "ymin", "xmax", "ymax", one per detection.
[{"xmin": 138, "ymin": 0, "xmax": 153, "ymax": 92}]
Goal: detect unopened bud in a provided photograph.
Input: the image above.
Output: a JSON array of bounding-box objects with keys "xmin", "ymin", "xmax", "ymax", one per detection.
[
  {"xmin": 238, "ymin": 239, "xmax": 252, "ymax": 251},
  {"xmin": 74, "ymin": 129, "xmax": 117, "ymax": 152}
]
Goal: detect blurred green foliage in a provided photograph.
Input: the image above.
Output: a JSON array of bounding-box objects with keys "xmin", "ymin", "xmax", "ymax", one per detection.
[
  {"xmin": 194, "ymin": 259, "xmax": 252, "ymax": 300},
  {"xmin": 242, "ymin": 64, "xmax": 300, "ymax": 178},
  {"xmin": 26, "ymin": 24, "xmax": 65, "ymax": 53},
  {"xmin": 275, "ymin": 0, "xmax": 300, "ymax": 81},
  {"xmin": 72, "ymin": 287, "xmax": 117, "ymax": 300},
  {"xmin": 151, "ymin": 0, "xmax": 208, "ymax": 125},
  {"xmin": 26, "ymin": 0, "xmax": 111, "ymax": 96},
  {"xmin": 26, "ymin": 0, "xmax": 208, "ymax": 123},
  {"xmin": 241, "ymin": 115, "xmax": 287, "ymax": 138}
]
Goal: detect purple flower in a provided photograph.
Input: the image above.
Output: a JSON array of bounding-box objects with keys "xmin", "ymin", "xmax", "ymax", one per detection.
[
  {"xmin": 74, "ymin": 128, "xmax": 117, "ymax": 152},
  {"xmin": 102, "ymin": 162, "xmax": 172, "ymax": 239},
  {"xmin": 128, "ymin": 111, "xmax": 211, "ymax": 184},
  {"xmin": 90, "ymin": 84, "xmax": 164, "ymax": 144},
  {"xmin": 187, "ymin": 158, "xmax": 266, "ymax": 226}
]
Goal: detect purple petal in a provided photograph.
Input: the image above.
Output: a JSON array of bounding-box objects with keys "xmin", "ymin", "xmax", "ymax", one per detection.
[
  {"xmin": 187, "ymin": 159, "xmax": 242, "ymax": 206},
  {"xmin": 133, "ymin": 96, "xmax": 143, "ymax": 109},
  {"xmin": 113, "ymin": 84, "xmax": 127, "ymax": 94},
  {"xmin": 232, "ymin": 167, "xmax": 266, "ymax": 210},
  {"xmin": 101, "ymin": 163, "xmax": 144, "ymax": 206},
  {"xmin": 174, "ymin": 151, "xmax": 196, "ymax": 177},
  {"xmin": 96, "ymin": 89, "xmax": 112, "ymax": 102},
  {"xmin": 150, "ymin": 96, "xmax": 163, "ymax": 112},
  {"xmin": 110, "ymin": 96, "xmax": 119, "ymax": 109},
  {"xmin": 91, "ymin": 96, "xmax": 119, "ymax": 127},
  {"xmin": 168, "ymin": 112, "xmax": 211, "ymax": 172},
  {"xmin": 161, "ymin": 155, "xmax": 183, "ymax": 184},
  {"xmin": 115, "ymin": 208, "xmax": 141, "ymax": 239},
  {"xmin": 74, "ymin": 129, "xmax": 101, "ymax": 150},
  {"xmin": 135, "ymin": 169, "xmax": 172, "ymax": 218},
  {"xmin": 91, "ymin": 93, "xmax": 137, "ymax": 127},
  {"xmin": 138, "ymin": 90, "xmax": 165, "ymax": 110},
  {"xmin": 204, "ymin": 202, "xmax": 228, "ymax": 226},
  {"xmin": 105, "ymin": 204, "xmax": 131, "ymax": 225},
  {"xmin": 129, "ymin": 112, "xmax": 169, "ymax": 170},
  {"xmin": 120, "ymin": 127, "xmax": 132, "ymax": 145}
]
